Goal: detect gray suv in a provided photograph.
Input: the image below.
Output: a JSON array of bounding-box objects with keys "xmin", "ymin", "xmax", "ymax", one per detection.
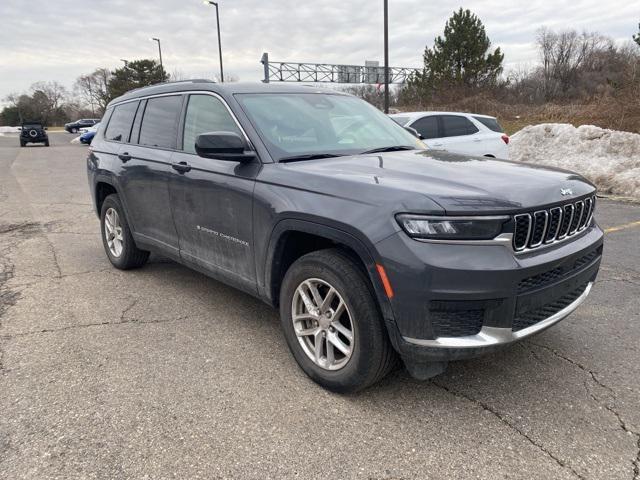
[{"xmin": 87, "ymin": 80, "xmax": 603, "ymax": 392}]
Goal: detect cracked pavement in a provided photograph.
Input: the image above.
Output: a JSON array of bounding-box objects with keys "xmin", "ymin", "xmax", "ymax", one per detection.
[{"xmin": 0, "ymin": 132, "xmax": 639, "ymax": 479}]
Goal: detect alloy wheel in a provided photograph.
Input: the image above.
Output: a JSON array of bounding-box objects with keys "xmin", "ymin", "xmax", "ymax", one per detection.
[
  {"xmin": 291, "ymin": 278, "xmax": 355, "ymax": 370},
  {"xmin": 104, "ymin": 207, "xmax": 124, "ymax": 257}
]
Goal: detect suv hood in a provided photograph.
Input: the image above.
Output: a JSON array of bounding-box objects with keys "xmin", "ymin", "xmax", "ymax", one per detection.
[{"xmin": 277, "ymin": 150, "xmax": 595, "ymax": 214}]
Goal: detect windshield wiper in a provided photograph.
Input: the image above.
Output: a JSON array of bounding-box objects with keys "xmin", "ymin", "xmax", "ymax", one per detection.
[
  {"xmin": 359, "ymin": 145, "xmax": 416, "ymax": 154},
  {"xmin": 279, "ymin": 153, "xmax": 345, "ymax": 163}
]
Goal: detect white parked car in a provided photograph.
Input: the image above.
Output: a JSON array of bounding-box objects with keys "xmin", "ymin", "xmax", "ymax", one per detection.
[{"xmin": 390, "ymin": 111, "xmax": 510, "ymax": 159}]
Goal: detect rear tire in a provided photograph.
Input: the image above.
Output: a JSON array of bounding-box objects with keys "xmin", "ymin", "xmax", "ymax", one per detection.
[
  {"xmin": 279, "ymin": 249, "xmax": 396, "ymax": 393},
  {"xmin": 100, "ymin": 194, "xmax": 149, "ymax": 270},
  {"xmin": 20, "ymin": 141, "xmax": 25, "ymax": 147}
]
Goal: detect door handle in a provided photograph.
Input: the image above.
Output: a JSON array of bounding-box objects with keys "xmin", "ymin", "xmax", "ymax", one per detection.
[
  {"xmin": 172, "ymin": 161, "xmax": 192, "ymax": 174},
  {"xmin": 118, "ymin": 152, "xmax": 132, "ymax": 162},
  {"xmin": 431, "ymin": 143, "xmax": 444, "ymax": 147},
  {"xmin": 472, "ymin": 138, "xmax": 482, "ymax": 142}
]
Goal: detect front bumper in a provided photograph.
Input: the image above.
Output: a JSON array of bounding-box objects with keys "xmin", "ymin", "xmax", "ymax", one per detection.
[{"xmin": 376, "ymin": 223, "xmax": 603, "ymax": 363}]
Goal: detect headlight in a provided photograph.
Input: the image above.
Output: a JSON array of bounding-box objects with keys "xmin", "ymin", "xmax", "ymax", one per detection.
[{"xmin": 396, "ymin": 214, "xmax": 508, "ymax": 240}]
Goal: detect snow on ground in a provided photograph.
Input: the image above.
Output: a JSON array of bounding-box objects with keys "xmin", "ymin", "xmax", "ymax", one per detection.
[
  {"xmin": 0, "ymin": 126, "xmax": 21, "ymax": 136},
  {"xmin": 70, "ymin": 136, "xmax": 81, "ymax": 144},
  {"xmin": 510, "ymin": 123, "xmax": 640, "ymax": 200}
]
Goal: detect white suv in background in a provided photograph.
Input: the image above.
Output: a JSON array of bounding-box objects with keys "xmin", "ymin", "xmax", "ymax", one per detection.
[{"xmin": 390, "ymin": 112, "xmax": 510, "ymax": 159}]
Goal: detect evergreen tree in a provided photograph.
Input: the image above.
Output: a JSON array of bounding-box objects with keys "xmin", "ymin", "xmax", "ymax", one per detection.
[
  {"xmin": 634, "ymin": 22, "xmax": 640, "ymax": 47},
  {"xmin": 412, "ymin": 9, "xmax": 503, "ymax": 95},
  {"xmin": 107, "ymin": 59, "xmax": 168, "ymax": 100}
]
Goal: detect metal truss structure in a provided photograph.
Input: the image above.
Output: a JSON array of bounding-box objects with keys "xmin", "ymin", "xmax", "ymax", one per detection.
[{"xmin": 260, "ymin": 52, "xmax": 421, "ymax": 84}]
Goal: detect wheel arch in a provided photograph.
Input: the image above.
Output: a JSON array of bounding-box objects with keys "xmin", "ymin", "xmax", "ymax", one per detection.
[{"xmin": 263, "ymin": 218, "xmax": 395, "ymax": 324}]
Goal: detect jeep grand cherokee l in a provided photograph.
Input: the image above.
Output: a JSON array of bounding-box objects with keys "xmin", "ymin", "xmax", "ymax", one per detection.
[{"xmin": 87, "ymin": 81, "xmax": 603, "ymax": 392}]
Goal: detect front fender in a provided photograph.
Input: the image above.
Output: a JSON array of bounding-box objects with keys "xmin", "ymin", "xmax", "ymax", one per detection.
[{"xmin": 261, "ymin": 217, "xmax": 395, "ymax": 324}]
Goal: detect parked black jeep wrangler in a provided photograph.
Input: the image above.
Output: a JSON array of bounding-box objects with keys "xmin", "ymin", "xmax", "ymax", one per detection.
[{"xmin": 20, "ymin": 122, "xmax": 49, "ymax": 147}]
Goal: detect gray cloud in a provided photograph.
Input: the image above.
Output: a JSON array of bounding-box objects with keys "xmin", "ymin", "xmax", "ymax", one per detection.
[{"xmin": 0, "ymin": 0, "xmax": 638, "ymax": 104}]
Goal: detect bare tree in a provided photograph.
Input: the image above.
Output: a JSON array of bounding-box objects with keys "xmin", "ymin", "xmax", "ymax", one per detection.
[
  {"xmin": 74, "ymin": 68, "xmax": 111, "ymax": 115},
  {"xmin": 536, "ymin": 28, "xmax": 609, "ymax": 100}
]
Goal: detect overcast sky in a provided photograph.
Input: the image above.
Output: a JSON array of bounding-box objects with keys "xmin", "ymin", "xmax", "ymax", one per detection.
[{"xmin": 1, "ymin": 0, "xmax": 638, "ymax": 106}]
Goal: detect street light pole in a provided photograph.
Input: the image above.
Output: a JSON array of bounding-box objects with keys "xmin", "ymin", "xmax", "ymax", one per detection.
[
  {"xmin": 204, "ymin": 1, "xmax": 224, "ymax": 82},
  {"xmin": 383, "ymin": 0, "xmax": 389, "ymax": 114},
  {"xmin": 150, "ymin": 37, "xmax": 164, "ymax": 82}
]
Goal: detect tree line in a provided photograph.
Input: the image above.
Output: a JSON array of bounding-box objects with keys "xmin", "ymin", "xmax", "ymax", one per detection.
[
  {"xmin": 0, "ymin": 60, "xmax": 167, "ymax": 126},
  {"xmin": 2, "ymin": 13, "xmax": 639, "ymax": 129}
]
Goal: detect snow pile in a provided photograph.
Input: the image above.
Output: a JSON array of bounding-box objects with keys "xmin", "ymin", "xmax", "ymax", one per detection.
[
  {"xmin": 70, "ymin": 136, "xmax": 81, "ymax": 144},
  {"xmin": 0, "ymin": 126, "xmax": 21, "ymax": 136},
  {"xmin": 511, "ymin": 123, "xmax": 640, "ymax": 200}
]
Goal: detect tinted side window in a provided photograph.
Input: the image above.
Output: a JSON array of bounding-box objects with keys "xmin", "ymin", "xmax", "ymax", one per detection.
[
  {"xmin": 182, "ymin": 94, "xmax": 242, "ymax": 154},
  {"xmin": 473, "ymin": 116, "xmax": 503, "ymax": 132},
  {"xmin": 104, "ymin": 101, "xmax": 139, "ymax": 142},
  {"xmin": 139, "ymin": 95, "xmax": 183, "ymax": 149},
  {"xmin": 391, "ymin": 116, "xmax": 410, "ymax": 126},
  {"xmin": 441, "ymin": 115, "xmax": 479, "ymax": 137},
  {"xmin": 411, "ymin": 116, "xmax": 439, "ymax": 139}
]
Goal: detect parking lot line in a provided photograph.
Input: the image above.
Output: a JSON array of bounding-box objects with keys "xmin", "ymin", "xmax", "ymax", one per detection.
[{"xmin": 604, "ymin": 220, "xmax": 640, "ymax": 234}]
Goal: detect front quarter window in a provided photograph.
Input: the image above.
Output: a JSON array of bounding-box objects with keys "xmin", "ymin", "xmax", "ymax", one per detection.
[{"xmin": 236, "ymin": 93, "xmax": 421, "ymax": 161}]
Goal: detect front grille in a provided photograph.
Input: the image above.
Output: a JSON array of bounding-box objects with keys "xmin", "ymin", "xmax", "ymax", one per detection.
[
  {"xmin": 512, "ymin": 196, "xmax": 596, "ymax": 252},
  {"xmin": 513, "ymin": 282, "xmax": 589, "ymax": 331},
  {"xmin": 517, "ymin": 246, "xmax": 602, "ymax": 293},
  {"xmin": 429, "ymin": 301, "xmax": 484, "ymax": 337}
]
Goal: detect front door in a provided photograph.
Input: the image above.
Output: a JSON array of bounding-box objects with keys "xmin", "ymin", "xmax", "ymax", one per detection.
[{"xmin": 168, "ymin": 93, "xmax": 259, "ymax": 290}]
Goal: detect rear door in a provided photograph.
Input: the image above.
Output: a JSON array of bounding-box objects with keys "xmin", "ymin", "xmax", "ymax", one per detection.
[
  {"xmin": 168, "ymin": 93, "xmax": 258, "ymax": 290},
  {"xmin": 114, "ymin": 95, "xmax": 184, "ymax": 256},
  {"xmin": 408, "ymin": 115, "xmax": 441, "ymax": 148},
  {"xmin": 436, "ymin": 115, "xmax": 481, "ymax": 155}
]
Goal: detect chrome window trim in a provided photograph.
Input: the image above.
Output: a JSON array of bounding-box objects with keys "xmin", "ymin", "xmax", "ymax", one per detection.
[
  {"xmin": 107, "ymin": 90, "xmax": 253, "ymax": 148},
  {"xmin": 529, "ymin": 210, "xmax": 548, "ymax": 248},
  {"xmin": 403, "ymin": 282, "xmax": 593, "ymax": 348}
]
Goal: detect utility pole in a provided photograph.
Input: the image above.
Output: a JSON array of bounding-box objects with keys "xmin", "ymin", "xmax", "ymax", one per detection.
[
  {"xmin": 150, "ymin": 38, "xmax": 164, "ymax": 81},
  {"xmin": 383, "ymin": 0, "xmax": 390, "ymax": 113},
  {"xmin": 203, "ymin": 1, "xmax": 224, "ymax": 82}
]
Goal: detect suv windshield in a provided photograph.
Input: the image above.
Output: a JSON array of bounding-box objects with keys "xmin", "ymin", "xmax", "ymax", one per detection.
[
  {"xmin": 22, "ymin": 124, "xmax": 42, "ymax": 129},
  {"xmin": 236, "ymin": 93, "xmax": 421, "ymax": 161}
]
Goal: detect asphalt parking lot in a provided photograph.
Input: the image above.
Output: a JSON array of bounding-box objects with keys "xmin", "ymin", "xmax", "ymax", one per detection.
[{"xmin": 0, "ymin": 132, "xmax": 639, "ymax": 479}]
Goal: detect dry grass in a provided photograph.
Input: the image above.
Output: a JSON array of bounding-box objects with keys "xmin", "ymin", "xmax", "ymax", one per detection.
[{"xmin": 397, "ymin": 89, "xmax": 640, "ymax": 135}]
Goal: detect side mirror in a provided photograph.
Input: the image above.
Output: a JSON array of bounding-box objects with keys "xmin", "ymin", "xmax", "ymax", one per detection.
[
  {"xmin": 195, "ymin": 131, "xmax": 256, "ymax": 162},
  {"xmin": 404, "ymin": 126, "xmax": 423, "ymax": 140}
]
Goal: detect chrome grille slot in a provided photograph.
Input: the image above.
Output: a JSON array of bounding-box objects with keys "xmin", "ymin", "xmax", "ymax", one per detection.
[
  {"xmin": 513, "ymin": 214, "xmax": 531, "ymax": 251},
  {"xmin": 581, "ymin": 197, "xmax": 593, "ymax": 230},
  {"xmin": 529, "ymin": 211, "xmax": 548, "ymax": 247},
  {"xmin": 545, "ymin": 207, "xmax": 562, "ymax": 243},
  {"xmin": 558, "ymin": 204, "xmax": 574, "ymax": 239},
  {"xmin": 511, "ymin": 196, "xmax": 596, "ymax": 253},
  {"xmin": 570, "ymin": 201, "xmax": 584, "ymax": 234}
]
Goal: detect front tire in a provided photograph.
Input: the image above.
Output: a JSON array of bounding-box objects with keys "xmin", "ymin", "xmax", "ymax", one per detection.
[
  {"xmin": 279, "ymin": 249, "xmax": 396, "ymax": 393},
  {"xmin": 100, "ymin": 194, "xmax": 149, "ymax": 269},
  {"xmin": 44, "ymin": 140, "xmax": 50, "ymax": 147},
  {"xmin": 71, "ymin": 127, "xmax": 78, "ymax": 134}
]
